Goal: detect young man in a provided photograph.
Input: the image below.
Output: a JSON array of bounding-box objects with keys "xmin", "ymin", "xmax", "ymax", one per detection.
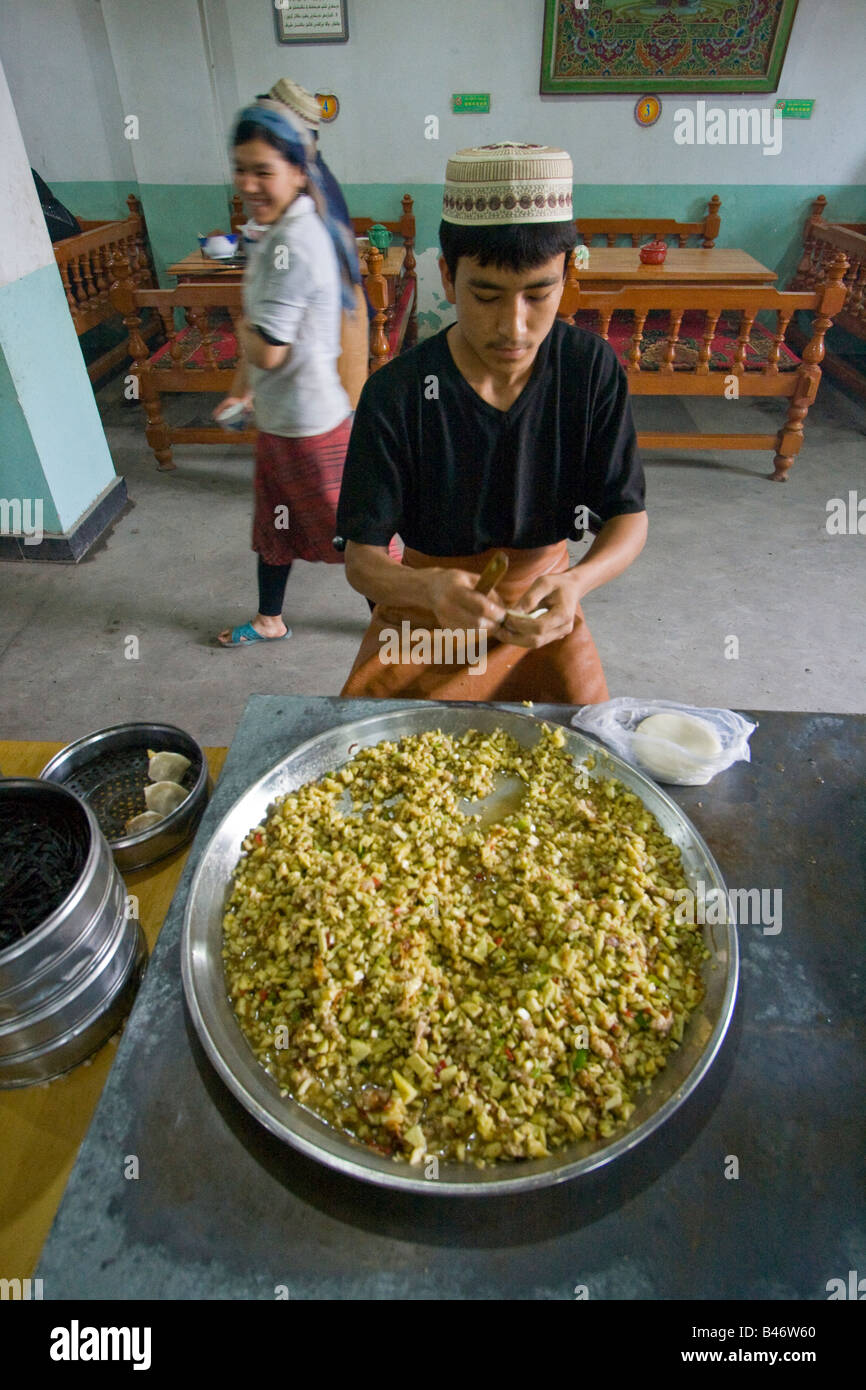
[{"xmin": 336, "ymin": 142, "xmax": 648, "ymax": 702}]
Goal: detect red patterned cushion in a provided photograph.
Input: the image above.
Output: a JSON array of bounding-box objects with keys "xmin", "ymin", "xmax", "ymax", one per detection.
[
  {"xmin": 573, "ymin": 309, "xmax": 801, "ymax": 371},
  {"xmin": 151, "ymin": 320, "xmax": 240, "ymax": 371}
]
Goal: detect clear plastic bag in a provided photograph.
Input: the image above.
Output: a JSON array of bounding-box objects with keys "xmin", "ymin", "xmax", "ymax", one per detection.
[{"xmin": 570, "ymin": 698, "xmax": 756, "ymax": 786}]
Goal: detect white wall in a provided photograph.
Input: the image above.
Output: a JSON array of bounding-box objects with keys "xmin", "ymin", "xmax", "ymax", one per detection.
[
  {"xmin": 0, "ymin": 0, "xmax": 864, "ymax": 189},
  {"xmin": 99, "ymin": 0, "xmax": 230, "ymax": 185},
  {"xmin": 0, "ymin": 0, "xmax": 134, "ymax": 183},
  {"xmin": 225, "ymin": 0, "xmax": 866, "ymax": 188}
]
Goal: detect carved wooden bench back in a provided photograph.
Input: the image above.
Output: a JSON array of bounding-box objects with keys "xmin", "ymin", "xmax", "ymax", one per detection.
[
  {"xmin": 790, "ymin": 195, "xmax": 866, "ymax": 340},
  {"xmin": 558, "ymin": 248, "xmax": 848, "ymax": 480},
  {"xmin": 54, "ymin": 194, "xmax": 155, "ymax": 336},
  {"xmin": 575, "ymin": 195, "xmax": 722, "ymax": 248}
]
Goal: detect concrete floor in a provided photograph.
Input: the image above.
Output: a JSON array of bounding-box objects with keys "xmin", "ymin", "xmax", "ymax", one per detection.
[{"xmin": 2, "ymin": 373, "xmax": 865, "ymax": 749}]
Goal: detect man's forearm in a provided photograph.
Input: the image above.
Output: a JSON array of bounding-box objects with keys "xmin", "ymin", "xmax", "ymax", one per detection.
[
  {"xmin": 569, "ymin": 511, "xmax": 648, "ymax": 598},
  {"xmin": 345, "ymin": 542, "xmax": 435, "ymax": 608}
]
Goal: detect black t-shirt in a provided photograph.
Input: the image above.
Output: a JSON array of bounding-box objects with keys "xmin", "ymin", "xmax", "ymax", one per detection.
[{"xmin": 336, "ymin": 319, "xmax": 645, "ymax": 555}]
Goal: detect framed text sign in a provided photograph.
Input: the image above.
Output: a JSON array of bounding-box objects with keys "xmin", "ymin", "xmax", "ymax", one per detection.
[{"xmin": 273, "ymin": 0, "xmax": 349, "ymax": 45}]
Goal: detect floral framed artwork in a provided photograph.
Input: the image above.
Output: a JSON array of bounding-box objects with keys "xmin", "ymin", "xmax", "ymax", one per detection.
[
  {"xmin": 273, "ymin": 0, "xmax": 349, "ymax": 45},
  {"xmin": 540, "ymin": 0, "xmax": 800, "ymax": 95}
]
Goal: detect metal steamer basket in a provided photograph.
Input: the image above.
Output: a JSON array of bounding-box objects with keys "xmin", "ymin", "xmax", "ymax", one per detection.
[
  {"xmin": 182, "ymin": 707, "xmax": 738, "ymax": 1195},
  {"xmin": 0, "ymin": 780, "xmax": 147, "ymax": 1087},
  {"xmin": 41, "ymin": 723, "xmax": 210, "ymax": 872}
]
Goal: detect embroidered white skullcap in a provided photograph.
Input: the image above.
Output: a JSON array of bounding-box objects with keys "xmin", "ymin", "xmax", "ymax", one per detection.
[
  {"xmin": 269, "ymin": 78, "xmax": 321, "ymax": 130},
  {"xmin": 442, "ymin": 143, "xmax": 574, "ymax": 225}
]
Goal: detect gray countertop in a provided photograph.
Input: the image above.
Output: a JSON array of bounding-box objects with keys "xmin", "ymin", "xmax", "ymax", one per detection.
[{"xmin": 37, "ymin": 697, "xmax": 866, "ymax": 1300}]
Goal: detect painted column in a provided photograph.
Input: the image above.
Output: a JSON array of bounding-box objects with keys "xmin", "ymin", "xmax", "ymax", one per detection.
[{"xmin": 0, "ymin": 57, "xmax": 125, "ymax": 562}]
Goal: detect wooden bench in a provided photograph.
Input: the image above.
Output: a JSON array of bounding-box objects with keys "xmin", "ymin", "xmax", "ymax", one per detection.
[
  {"xmin": 109, "ymin": 254, "xmax": 370, "ymax": 470},
  {"xmin": 575, "ymin": 195, "xmax": 722, "ymax": 249},
  {"xmin": 352, "ymin": 195, "xmax": 418, "ymax": 369},
  {"xmin": 558, "ymin": 248, "xmax": 848, "ymax": 481},
  {"xmin": 54, "ymin": 194, "xmax": 157, "ymax": 383},
  {"xmin": 788, "ymin": 195, "xmax": 866, "ymax": 399}
]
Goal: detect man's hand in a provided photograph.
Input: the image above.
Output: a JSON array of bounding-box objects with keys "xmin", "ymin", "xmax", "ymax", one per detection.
[
  {"xmin": 496, "ymin": 570, "xmax": 584, "ymax": 649},
  {"xmin": 427, "ymin": 569, "xmax": 507, "ymax": 632},
  {"xmin": 496, "ymin": 512, "xmax": 649, "ymax": 649}
]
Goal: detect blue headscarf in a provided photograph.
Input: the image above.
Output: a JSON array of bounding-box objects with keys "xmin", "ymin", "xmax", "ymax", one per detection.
[{"xmin": 234, "ymin": 100, "xmax": 358, "ymax": 310}]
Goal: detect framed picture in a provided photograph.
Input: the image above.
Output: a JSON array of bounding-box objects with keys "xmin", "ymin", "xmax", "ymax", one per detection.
[
  {"xmin": 541, "ymin": 0, "xmax": 800, "ymax": 95},
  {"xmin": 273, "ymin": 0, "xmax": 349, "ymax": 45}
]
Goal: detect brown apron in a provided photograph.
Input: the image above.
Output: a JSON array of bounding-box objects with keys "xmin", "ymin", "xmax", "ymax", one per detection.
[{"xmin": 340, "ymin": 542, "xmax": 609, "ymax": 704}]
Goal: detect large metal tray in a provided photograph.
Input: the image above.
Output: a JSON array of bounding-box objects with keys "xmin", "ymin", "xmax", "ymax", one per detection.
[{"xmin": 181, "ymin": 707, "xmax": 738, "ymax": 1195}]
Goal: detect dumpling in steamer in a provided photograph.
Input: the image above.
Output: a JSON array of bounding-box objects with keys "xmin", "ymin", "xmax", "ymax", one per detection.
[
  {"xmin": 147, "ymin": 749, "xmax": 191, "ymax": 783},
  {"xmin": 125, "ymin": 810, "xmax": 165, "ymax": 835},
  {"xmin": 144, "ymin": 781, "xmax": 189, "ymax": 816}
]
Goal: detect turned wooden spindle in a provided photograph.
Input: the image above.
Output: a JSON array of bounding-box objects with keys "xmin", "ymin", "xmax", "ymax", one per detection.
[
  {"xmin": 365, "ymin": 245, "xmax": 390, "ymax": 370},
  {"xmin": 59, "ymin": 261, "xmax": 76, "ymax": 315},
  {"xmin": 69, "ymin": 257, "xmax": 87, "ymax": 306},
  {"xmin": 702, "ymin": 194, "xmax": 722, "ymax": 248},
  {"xmin": 733, "ymin": 309, "xmax": 756, "ymax": 374},
  {"xmin": 400, "ymin": 193, "xmax": 416, "ymax": 277},
  {"xmin": 697, "ymin": 308, "xmax": 720, "ymax": 374},
  {"xmin": 771, "ymin": 251, "xmax": 848, "ymax": 482},
  {"xmin": 157, "ymin": 307, "xmax": 174, "ymax": 345},
  {"xmin": 108, "ymin": 251, "xmax": 150, "ymax": 387},
  {"xmin": 661, "ymin": 309, "xmax": 684, "ymax": 373},
  {"xmin": 763, "ymin": 310, "xmax": 792, "ymax": 375},
  {"xmin": 82, "ymin": 252, "xmax": 97, "ymax": 302},
  {"xmin": 805, "ymin": 251, "xmax": 848, "ymax": 364},
  {"xmin": 628, "ymin": 311, "xmax": 647, "ymax": 372},
  {"xmin": 95, "ymin": 246, "xmax": 110, "ymax": 299}
]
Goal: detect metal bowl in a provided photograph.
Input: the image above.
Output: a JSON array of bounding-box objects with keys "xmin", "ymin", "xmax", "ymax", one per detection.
[
  {"xmin": 182, "ymin": 707, "xmax": 738, "ymax": 1196},
  {"xmin": 0, "ymin": 779, "xmax": 148, "ymax": 1087},
  {"xmin": 41, "ymin": 723, "xmax": 210, "ymax": 872}
]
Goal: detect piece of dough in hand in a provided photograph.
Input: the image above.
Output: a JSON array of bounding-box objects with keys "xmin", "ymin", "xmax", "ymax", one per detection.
[{"xmin": 504, "ymin": 607, "xmax": 549, "ymax": 622}]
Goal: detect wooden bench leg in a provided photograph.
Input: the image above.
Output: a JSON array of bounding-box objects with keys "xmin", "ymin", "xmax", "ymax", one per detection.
[
  {"xmin": 771, "ymin": 369, "xmax": 819, "ymax": 481},
  {"xmin": 141, "ymin": 382, "xmax": 174, "ymax": 470}
]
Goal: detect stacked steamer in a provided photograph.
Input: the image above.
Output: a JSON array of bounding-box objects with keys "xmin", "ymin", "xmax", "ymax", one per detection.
[{"xmin": 0, "ymin": 780, "xmax": 146, "ymax": 1087}]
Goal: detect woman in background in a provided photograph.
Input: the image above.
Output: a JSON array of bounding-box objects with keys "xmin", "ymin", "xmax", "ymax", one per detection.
[{"xmin": 216, "ymin": 90, "xmax": 358, "ymax": 646}]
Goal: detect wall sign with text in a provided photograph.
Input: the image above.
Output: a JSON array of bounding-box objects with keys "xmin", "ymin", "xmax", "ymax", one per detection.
[{"xmin": 273, "ymin": 0, "xmax": 349, "ymax": 45}]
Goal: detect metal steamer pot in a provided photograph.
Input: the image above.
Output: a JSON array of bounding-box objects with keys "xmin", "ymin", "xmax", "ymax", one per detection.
[{"xmin": 0, "ymin": 780, "xmax": 147, "ymax": 1087}]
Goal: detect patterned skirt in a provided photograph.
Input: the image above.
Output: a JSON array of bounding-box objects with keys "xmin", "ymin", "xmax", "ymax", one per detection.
[{"xmin": 252, "ymin": 419, "xmax": 352, "ymax": 565}]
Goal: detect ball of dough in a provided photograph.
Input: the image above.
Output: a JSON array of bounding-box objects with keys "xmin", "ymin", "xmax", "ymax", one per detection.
[{"xmin": 632, "ymin": 712, "xmax": 723, "ymax": 783}]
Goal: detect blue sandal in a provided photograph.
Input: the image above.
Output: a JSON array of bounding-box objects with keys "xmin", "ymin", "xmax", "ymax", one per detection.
[{"xmin": 219, "ymin": 622, "xmax": 292, "ymax": 647}]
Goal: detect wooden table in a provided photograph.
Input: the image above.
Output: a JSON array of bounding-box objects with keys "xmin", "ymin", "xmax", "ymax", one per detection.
[
  {"xmin": 167, "ymin": 243, "xmax": 406, "ymax": 282},
  {"xmin": 167, "ymin": 242, "xmax": 413, "ymax": 363},
  {"xmin": 0, "ymin": 740, "xmax": 227, "ymax": 1280},
  {"xmin": 574, "ymin": 247, "xmax": 776, "ymax": 288},
  {"xmin": 32, "ymin": 699, "xmax": 866, "ymax": 1304}
]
